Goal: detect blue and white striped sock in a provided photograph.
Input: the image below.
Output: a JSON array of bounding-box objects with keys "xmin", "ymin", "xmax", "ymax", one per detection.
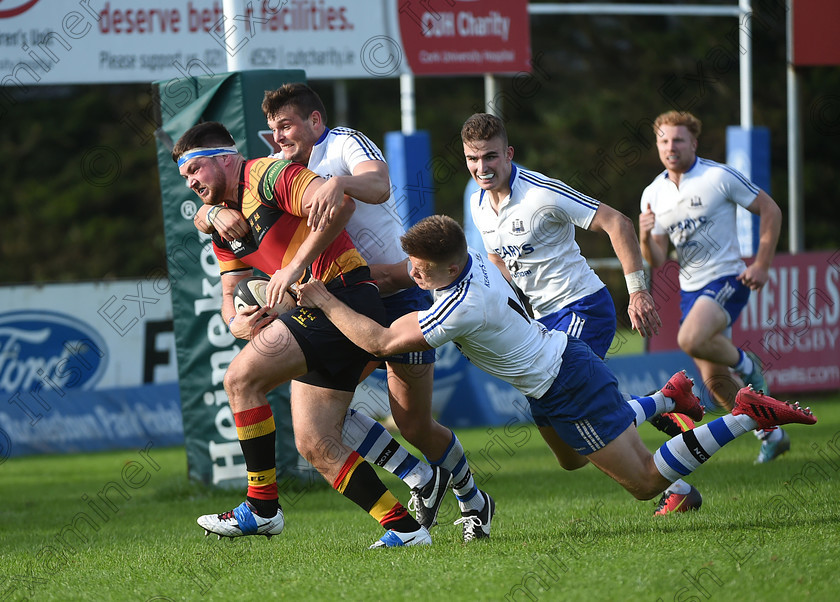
[
  {"xmin": 653, "ymin": 413, "xmax": 757, "ymax": 482},
  {"xmin": 626, "ymin": 392, "xmax": 671, "ymax": 427},
  {"xmin": 341, "ymin": 409, "xmax": 431, "ymax": 489},
  {"xmin": 431, "ymin": 431, "xmax": 484, "ymax": 513}
]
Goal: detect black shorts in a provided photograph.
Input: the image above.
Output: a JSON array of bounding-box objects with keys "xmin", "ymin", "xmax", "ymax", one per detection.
[{"xmin": 279, "ymin": 267, "xmax": 387, "ymax": 392}]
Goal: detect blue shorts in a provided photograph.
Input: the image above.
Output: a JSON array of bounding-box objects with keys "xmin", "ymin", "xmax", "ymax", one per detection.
[
  {"xmin": 680, "ymin": 275, "xmax": 751, "ymax": 329},
  {"xmin": 528, "ymin": 337, "xmax": 635, "ymax": 455},
  {"xmin": 379, "ymin": 286, "xmax": 436, "ymax": 365},
  {"xmin": 537, "ymin": 286, "xmax": 616, "ymax": 359}
]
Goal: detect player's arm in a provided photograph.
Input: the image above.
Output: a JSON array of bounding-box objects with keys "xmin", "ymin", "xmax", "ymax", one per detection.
[
  {"xmin": 738, "ymin": 190, "xmax": 782, "ymax": 290},
  {"xmin": 265, "ymin": 176, "xmax": 356, "ymax": 307},
  {"xmin": 307, "ymin": 159, "xmax": 390, "ymax": 231},
  {"xmin": 590, "ymin": 203, "xmax": 661, "ymax": 337},
  {"xmin": 589, "ymin": 203, "xmax": 647, "ymax": 274},
  {"xmin": 487, "ymin": 252, "xmax": 512, "ymax": 282},
  {"xmin": 298, "ymin": 279, "xmax": 432, "ymax": 356},
  {"xmin": 193, "ymin": 203, "xmax": 250, "ymax": 241},
  {"xmin": 220, "ymin": 271, "xmax": 275, "ymax": 340},
  {"xmin": 638, "ymin": 203, "xmax": 669, "ymax": 269}
]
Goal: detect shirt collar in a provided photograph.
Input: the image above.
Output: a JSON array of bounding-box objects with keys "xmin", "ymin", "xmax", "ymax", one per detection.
[{"xmin": 478, "ymin": 164, "xmax": 518, "ymax": 207}]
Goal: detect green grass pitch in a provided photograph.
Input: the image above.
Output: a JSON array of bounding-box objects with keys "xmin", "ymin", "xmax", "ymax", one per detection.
[{"xmin": 2, "ymin": 394, "xmax": 839, "ymax": 601}]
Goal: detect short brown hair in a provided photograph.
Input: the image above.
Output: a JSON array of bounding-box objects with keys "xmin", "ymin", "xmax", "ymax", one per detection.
[
  {"xmin": 461, "ymin": 112, "xmax": 508, "ymax": 147},
  {"xmin": 171, "ymin": 121, "xmax": 235, "ymax": 163},
  {"xmin": 262, "ymin": 83, "xmax": 327, "ymax": 122},
  {"xmin": 401, "ymin": 215, "xmax": 468, "ymax": 265},
  {"xmin": 654, "ymin": 111, "xmax": 702, "ymax": 139}
]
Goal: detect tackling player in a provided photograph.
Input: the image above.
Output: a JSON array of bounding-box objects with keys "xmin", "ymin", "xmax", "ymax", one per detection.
[{"xmin": 297, "ymin": 215, "xmax": 817, "ymax": 514}]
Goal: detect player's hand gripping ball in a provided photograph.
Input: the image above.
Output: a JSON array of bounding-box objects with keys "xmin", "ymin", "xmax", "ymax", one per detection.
[{"xmin": 233, "ymin": 276, "xmax": 297, "ymax": 317}]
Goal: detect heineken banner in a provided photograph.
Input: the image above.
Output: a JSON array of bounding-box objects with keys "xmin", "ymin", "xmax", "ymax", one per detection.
[{"xmin": 154, "ymin": 68, "xmax": 312, "ymax": 488}]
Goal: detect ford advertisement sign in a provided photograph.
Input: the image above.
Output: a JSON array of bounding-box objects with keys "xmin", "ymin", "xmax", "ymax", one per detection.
[{"xmin": 0, "ymin": 310, "xmax": 108, "ymax": 395}]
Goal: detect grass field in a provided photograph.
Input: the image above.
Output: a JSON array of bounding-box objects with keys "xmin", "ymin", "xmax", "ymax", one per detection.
[{"xmin": 2, "ymin": 393, "xmax": 839, "ymax": 602}]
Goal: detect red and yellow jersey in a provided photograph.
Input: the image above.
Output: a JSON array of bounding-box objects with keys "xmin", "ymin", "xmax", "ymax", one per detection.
[{"xmin": 213, "ymin": 158, "xmax": 366, "ymax": 282}]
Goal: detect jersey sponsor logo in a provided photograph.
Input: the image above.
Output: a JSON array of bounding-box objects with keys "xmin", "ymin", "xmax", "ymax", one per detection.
[
  {"xmin": 0, "ymin": 310, "xmax": 107, "ymax": 395},
  {"xmin": 260, "ymin": 159, "xmax": 291, "ymax": 201},
  {"xmin": 494, "ymin": 243, "xmax": 535, "ymax": 260},
  {"xmin": 667, "ymin": 215, "xmax": 708, "ymax": 235}
]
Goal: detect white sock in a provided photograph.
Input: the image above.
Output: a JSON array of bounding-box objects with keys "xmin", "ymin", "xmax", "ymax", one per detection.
[{"xmin": 733, "ymin": 349, "xmax": 753, "ymax": 373}]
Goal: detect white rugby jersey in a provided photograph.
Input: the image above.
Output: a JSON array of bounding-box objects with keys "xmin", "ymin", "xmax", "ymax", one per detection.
[
  {"xmin": 640, "ymin": 157, "xmax": 759, "ymax": 292},
  {"xmin": 418, "ymin": 249, "xmax": 568, "ymax": 399},
  {"xmin": 272, "ymin": 127, "xmax": 406, "ymax": 267},
  {"xmin": 469, "ymin": 165, "xmax": 605, "ymax": 318}
]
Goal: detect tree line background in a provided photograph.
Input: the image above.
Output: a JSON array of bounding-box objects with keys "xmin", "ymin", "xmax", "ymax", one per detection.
[{"xmin": 3, "ymin": 1, "xmax": 838, "ymax": 307}]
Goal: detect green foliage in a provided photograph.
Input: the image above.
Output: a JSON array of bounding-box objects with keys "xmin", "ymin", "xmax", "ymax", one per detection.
[
  {"xmin": 2, "ymin": 395, "xmax": 839, "ymax": 600},
  {"xmin": 2, "ymin": 84, "xmax": 165, "ymax": 283},
  {"xmin": 2, "ymin": 1, "xmax": 837, "ymax": 285}
]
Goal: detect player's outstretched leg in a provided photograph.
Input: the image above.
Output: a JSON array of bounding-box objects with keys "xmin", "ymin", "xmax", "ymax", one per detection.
[
  {"xmin": 734, "ymin": 351, "xmax": 790, "ymax": 463},
  {"xmin": 623, "ymin": 371, "xmax": 705, "ymax": 515},
  {"xmin": 653, "ymin": 387, "xmax": 816, "ymax": 492},
  {"xmin": 627, "ymin": 370, "xmax": 704, "ymax": 432},
  {"xmin": 646, "ymin": 370, "xmax": 705, "ymax": 437},
  {"xmin": 732, "ymin": 386, "xmax": 816, "ymax": 428}
]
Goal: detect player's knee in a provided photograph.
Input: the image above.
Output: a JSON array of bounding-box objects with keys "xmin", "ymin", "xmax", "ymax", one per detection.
[
  {"xmin": 293, "ymin": 431, "xmax": 325, "ymax": 465},
  {"xmin": 677, "ymin": 331, "xmax": 701, "ymax": 356},
  {"xmin": 223, "ymin": 363, "xmax": 247, "ymax": 399}
]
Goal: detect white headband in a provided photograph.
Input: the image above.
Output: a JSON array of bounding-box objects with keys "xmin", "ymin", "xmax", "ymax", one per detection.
[{"xmin": 177, "ymin": 146, "xmax": 239, "ymax": 167}]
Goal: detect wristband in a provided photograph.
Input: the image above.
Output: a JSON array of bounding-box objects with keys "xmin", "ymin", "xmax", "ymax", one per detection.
[
  {"xmin": 228, "ymin": 315, "xmax": 235, "ymax": 328},
  {"xmin": 625, "ymin": 270, "xmax": 647, "ymax": 294},
  {"xmin": 207, "ymin": 205, "xmax": 223, "ymax": 226}
]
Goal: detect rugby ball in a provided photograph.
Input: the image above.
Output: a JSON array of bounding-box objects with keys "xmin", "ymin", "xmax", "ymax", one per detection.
[{"xmin": 233, "ymin": 276, "xmax": 297, "ymax": 316}]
